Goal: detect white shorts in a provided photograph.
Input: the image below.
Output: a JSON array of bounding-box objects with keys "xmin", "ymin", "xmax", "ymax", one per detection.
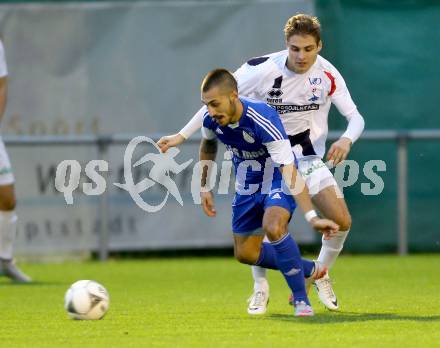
[
  {"xmin": 297, "ymin": 157, "xmax": 339, "ymax": 197},
  {"xmin": 0, "ymin": 138, "xmax": 14, "ymax": 185}
]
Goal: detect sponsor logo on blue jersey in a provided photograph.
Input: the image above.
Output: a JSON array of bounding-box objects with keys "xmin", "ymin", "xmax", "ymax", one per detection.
[{"xmin": 226, "ymin": 145, "xmax": 266, "ymax": 160}]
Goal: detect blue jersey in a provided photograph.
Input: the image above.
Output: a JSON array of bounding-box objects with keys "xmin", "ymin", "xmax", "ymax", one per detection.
[{"xmin": 202, "ymin": 97, "xmax": 294, "ymax": 192}]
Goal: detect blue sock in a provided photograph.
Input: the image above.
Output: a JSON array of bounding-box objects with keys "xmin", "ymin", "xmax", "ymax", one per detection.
[
  {"xmin": 302, "ymin": 258, "xmax": 315, "ymax": 278},
  {"xmin": 255, "ymin": 242, "xmax": 315, "ymax": 278},
  {"xmin": 255, "ymin": 242, "xmax": 278, "ymax": 269},
  {"xmin": 270, "ymin": 234, "xmax": 309, "ymax": 305}
]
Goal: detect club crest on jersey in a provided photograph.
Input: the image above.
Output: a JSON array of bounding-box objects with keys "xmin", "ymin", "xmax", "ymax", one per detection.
[
  {"xmin": 242, "ymin": 131, "xmax": 255, "ymax": 143},
  {"xmin": 308, "ymin": 77, "xmax": 322, "ymax": 85}
]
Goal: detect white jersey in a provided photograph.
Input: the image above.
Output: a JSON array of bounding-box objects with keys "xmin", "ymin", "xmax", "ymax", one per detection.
[
  {"xmin": 234, "ymin": 51, "xmax": 362, "ymax": 159},
  {"xmin": 180, "ymin": 51, "xmax": 364, "ymax": 160}
]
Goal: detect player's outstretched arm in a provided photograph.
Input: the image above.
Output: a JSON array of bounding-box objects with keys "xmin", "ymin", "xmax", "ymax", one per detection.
[
  {"xmin": 157, "ymin": 107, "xmax": 205, "ymax": 152},
  {"xmin": 280, "ymin": 163, "xmax": 339, "ymax": 239},
  {"xmin": 157, "ymin": 133, "xmax": 186, "ymax": 153}
]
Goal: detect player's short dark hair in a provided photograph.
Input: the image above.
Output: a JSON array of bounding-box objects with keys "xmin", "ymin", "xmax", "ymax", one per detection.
[
  {"xmin": 201, "ymin": 69, "xmax": 238, "ymax": 94},
  {"xmin": 284, "ymin": 14, "xmax": 321, "ymax": 44}
]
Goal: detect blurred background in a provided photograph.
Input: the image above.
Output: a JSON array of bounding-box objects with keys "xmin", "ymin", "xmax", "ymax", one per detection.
[{"xmin": 0, "ymin": 0, "xmax": 439, "ymax": 260}]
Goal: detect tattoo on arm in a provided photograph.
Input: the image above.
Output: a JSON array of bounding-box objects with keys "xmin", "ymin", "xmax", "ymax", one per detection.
[
  {"xmin": 199, "ymin": 138, "xmax": 218, "ymax": 188},
  {"xmin": 200, "ymin": 138, "xmax": 218, "ymax": 154}
]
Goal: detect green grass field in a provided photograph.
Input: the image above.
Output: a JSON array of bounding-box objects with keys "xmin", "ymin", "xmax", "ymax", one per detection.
[{"xmin": 1, "ymin": 255, "xmax": 439, "ymax": 348}]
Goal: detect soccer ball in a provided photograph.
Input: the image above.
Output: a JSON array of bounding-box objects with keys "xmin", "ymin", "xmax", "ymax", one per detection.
[{"xmin": 64, "ymin": 280, "xmax": 110, "ymax": 320}]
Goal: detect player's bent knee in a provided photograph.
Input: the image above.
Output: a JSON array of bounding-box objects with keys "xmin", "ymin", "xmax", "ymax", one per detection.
[{"xmin": 262, "ymin": 221, "xmax": 286, "ymax": 241}]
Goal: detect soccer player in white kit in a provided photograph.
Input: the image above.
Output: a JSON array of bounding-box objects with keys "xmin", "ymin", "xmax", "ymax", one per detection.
[
  {"xmin": 158, "ymin": 14, "xmax": 364, "ymax": 312},
  {"xmin": 0, "ymin": 40, "xmax": 32, "ymax": 282}
]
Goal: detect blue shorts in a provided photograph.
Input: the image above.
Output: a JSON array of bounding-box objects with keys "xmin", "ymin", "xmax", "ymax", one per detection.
[{"xmin": 231, "ymin": 180, "xmax": 296, "ymax": 234}]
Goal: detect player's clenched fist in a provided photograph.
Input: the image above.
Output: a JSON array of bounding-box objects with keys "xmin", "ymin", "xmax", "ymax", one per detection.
[
  {"xmin": 157, "ymin": 133, "xmax": 185, "ymax": 153},
  {"xmin": 200, "ymin": 191, "xmax": 216, "ymax": 217}
]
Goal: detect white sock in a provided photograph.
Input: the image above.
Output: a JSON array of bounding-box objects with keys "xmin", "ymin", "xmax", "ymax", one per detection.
[
  {"xmin": 0, "ymin": 211, "xmax": 18, "ymax": 260},
  {"xmin": 252, "ymin": 265, "xmax": 268, "ymax": 291},
  {"xmin": 317, "ymin": 230, "xmax": 349, "ymax": 269}
]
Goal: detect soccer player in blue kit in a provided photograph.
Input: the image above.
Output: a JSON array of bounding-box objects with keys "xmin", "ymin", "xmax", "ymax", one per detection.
[{"xmin": 197, "ymin": 68, "xmax": 339, "ymax": 316}]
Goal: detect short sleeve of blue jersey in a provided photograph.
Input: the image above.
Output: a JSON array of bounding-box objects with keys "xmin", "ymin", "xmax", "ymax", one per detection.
[{"xmin": 250, "ymin": 105, "xmax": 288, "ymax": 143}]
